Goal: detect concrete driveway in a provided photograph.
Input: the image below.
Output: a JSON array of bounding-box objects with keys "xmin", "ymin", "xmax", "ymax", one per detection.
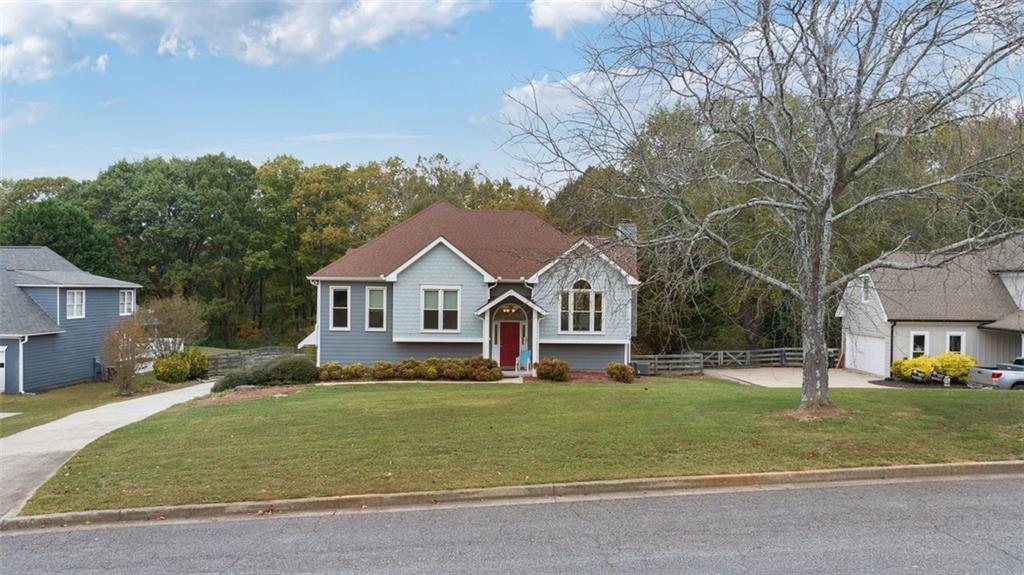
[
  {"xmin": 0, "ymin": 381, "xmax": 214, "ymax": 518},
  {"xmin": 706, "ymin": 368, "xmax": 889, "ymax": 389}
]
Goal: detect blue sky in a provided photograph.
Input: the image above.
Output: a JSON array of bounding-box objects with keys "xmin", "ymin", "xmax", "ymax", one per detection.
[{"xmin": 1, "ymin": 1, "xmax": 615, "ymax": 182}]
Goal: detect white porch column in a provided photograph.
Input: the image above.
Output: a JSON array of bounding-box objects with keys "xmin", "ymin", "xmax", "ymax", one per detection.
[
  {"xmin": 531, "ymin": 312, "xmax": 540, "ymax": 376},
  {"xmin": 482, "ymin": 309, "xmax": 491, "ymax": 358}
]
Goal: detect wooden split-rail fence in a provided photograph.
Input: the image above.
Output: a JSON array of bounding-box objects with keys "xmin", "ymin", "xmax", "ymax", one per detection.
[{"xmin": 632, "ymin": 347, "xmax": 840, "ymax": 375}]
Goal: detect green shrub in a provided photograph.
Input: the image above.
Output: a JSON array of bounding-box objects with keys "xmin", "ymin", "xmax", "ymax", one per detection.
[
  {"xmin": 371, "ymin": 361, "xmax": 396, "ymax": 380},
  {"xmin": 341, "ymin": 363, "xmax": 367, "ymax": 380},
  {"xmin": 319, "ymin": 362, "xmax": 344, "ymax": 381},
  {"xmin": 181, "ymin": 348, "xmax": 209, "ymax": 380},
  {"xmin": 606, "ymin": 362, "xmax": 636, "ymax": 383},
  {"xmin": 263, "ymin": 356, "xmax": 319, "ymax": 385},
  {"xmin": 212, "ymin": 370, "xmax": 264, "ymax": 392},
  {"xmin": 537, "ymin": 358, "xmax": 570, "ymax": 381},
  {"xmin": 398, "ymin": 358, "xmax": 420, "ymax": 379},
  {"xmin": 471, "ymin": 366, "xmax": 503, "ymax": 381},
  {"xmin": 439, "ymin": 360, "xmax": 467, "ymax": 381},
  {"xmin": 154, "ymin": 354, "xmax": 190, "ymax": 383}
]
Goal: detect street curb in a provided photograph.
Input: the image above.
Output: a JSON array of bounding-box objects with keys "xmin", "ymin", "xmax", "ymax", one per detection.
[{"xmin": 2, "ymin": 460, "xmax": 1020, "ymax": 532}]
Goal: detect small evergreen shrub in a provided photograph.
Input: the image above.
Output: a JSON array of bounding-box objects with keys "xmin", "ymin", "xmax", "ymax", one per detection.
[
  {"xmin": 341, "ymin": 363, "xmax": 367, "ymax": 380},
  {"xmin": 264, "ymin": 356, "xmax": 319, "ymax": 385},
  {"xmin": 371, "ymin": 361, "xmax": 397, "ymax": 380},
  {"xmin": 398, "ymin": 358, "xmax": 420, "ymax": 379},
  {"xmin": 319, "ymin": 362, "xmax": 344, "ymax": 381},
  {"xmin": 213, "ymin": 370, "xmax": 263, "ymax": 392},
  {"xmin": 154, "ymin": 354, "xmax": 190, "ymax": 383},
  {"xmin": 181, "ymin": 348, "xmax": 209, "ymax": 380},
  {"xmin": 537, "ymin": 358, "xmax": 570, "ymax": 381},
  {"xmin": 439, "ymin": 360, "xmax": 467, "ymax": 381},
  {"xmin": 606, "ymin": 362, "xmax": 636, "ymax": 383}
]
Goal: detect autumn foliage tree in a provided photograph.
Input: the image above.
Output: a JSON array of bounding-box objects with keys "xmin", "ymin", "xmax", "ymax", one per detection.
[{"xmin": 102, "ymin": 318, "xmax": 150, "ymax": 396}]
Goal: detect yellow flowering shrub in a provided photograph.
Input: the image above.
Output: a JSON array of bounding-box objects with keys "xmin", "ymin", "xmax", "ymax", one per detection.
[
  {"xmin": 932, "ymin": 352, "xmax": 977, "ymax": 380},
  {"xmin": 890, "ymin": 352, "xmax": 977, "ymax": 382}
]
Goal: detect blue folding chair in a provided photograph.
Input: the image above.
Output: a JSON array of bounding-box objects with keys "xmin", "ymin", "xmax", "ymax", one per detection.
[{"xmin": 516, "ymin": 349, "xmax": 532, "ymax": 372}]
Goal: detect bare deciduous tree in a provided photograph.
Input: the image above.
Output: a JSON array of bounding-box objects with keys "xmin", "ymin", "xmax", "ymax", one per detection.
[
  {"xmin": 507, "ymin": 0, "xmax": 1024, "ymax": 410},
  {"xmin": 102, "ymin": 318, "xmax": 150, "ymax": 396},
  {"xmin": 138, "ymin": 296, "xmax": 207, "ymax": 358}
]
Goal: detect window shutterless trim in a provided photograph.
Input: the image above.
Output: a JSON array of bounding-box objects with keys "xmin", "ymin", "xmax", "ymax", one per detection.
[
  {"xmin": 557, "ymin": 282, "xmax": 604, "ymax": 335},
  {"xmin": 66, "ymin": 289, "xmax": 86, "ymax": 319},
  {"xmin": 118, "ymin": 289, "xmax": 135, "ymax": 316},
  {"xmin": 420, "ymin": 285, "xmax": 461, "ymax": 333},
  {"xmin": 909, "ymin": 331, "xmax": 929, "ymax": 357},
  {"xmin": 365, "ymin": 286, "xmax": 387, "ymax": 332},
  {"xmin": 945, "ymin": 331, "xmax": 966, "ymax": 354},
  {"xmin": 328, "ymin": 286, "xmax": 351, "ymax": 331}
]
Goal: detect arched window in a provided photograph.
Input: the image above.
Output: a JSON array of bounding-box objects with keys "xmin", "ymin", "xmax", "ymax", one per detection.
[{"xmin": 560, "ymin": 279, "xmax": 603, "ymax": 333}]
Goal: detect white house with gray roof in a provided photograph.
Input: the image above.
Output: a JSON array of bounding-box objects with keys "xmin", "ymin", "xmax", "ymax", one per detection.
[
  {"xmin": 836, "ymin": 239, "xmax": 1024, "ymax": 377},
  {"xmin": 1, "ymin": 247, "xmax": 141, "ymax": 394}
]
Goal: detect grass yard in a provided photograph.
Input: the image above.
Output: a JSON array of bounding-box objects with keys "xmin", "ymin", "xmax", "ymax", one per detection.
[
  {"xmin": 22, "ymin": 377, "xmax": 1024, "ymax": 515},
  {"xmin": 0, "ymin": 373, "xmax": 193, "ymax": 438},
  {"xmin": 194, "ymin": 346, "xmax": 234, "ymax": 356}
]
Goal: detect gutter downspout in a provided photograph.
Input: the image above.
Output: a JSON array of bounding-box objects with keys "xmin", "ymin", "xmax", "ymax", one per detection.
[
  {"xmin": 18, "ymin": 336, "xmax": 27, "ymax": 394},
  {"xmin": 889, "ymin": 321, "xmax": 896, "ymax": 379},
  {"xmin": 310, "ymin": 280, "xmax": 321, "ymax": 367}
]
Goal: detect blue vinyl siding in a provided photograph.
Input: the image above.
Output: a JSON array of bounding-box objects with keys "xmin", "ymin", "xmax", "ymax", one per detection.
[
  {"xmin": 23, "ymin": 287, "xmax": 60, "ymax": 322},
  {"xmin": 539, "ymin": 343, "xmax": 627, "ymax": 371},
  {"xmin": 1, "ymin": 338, "xmax": 20, "ymax": 394},
  {"xmin": 318, "ymin": 281, "xmax": 484, "ymax": 365},
  {"xmin": 21, "ymin": 288, "xmax": 131, "ymax": 392},
  {"xmin": 392, "ymin": 244, "xmax": 488, "ymax": 340},
  {"xmin": 533, "ymin": 255, "xmax": 634, "ymax": 341}
]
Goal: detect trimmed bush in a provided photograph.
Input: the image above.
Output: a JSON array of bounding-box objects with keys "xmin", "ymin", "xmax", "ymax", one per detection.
[
  {"xmin": 932, "ymin": 352, "xmax": 977, "ymax": 380},
  {"xmin": 537, "ymin": 357, "xmax": 570, "ymax": 381},
  {"xmin": 181, "ymin": 348, "xmax": 209, "ymax": 380},
  {"xmin": 264, "ymin": 356, "xmax": 319, "ymax": 385},
  {"xmin": 606, "ymin": 362, "xmax": 636, "ymax": 383},
  {"xmin": 341, "ymin": 363, "xmax": 367, "ymax": 380},
  {"xmin": 891, "ymin": 352, "xmax": 977, "ymax": 382},
  {"xmin": 398, "ymin": 358, "xmax": 420, "ymax": 379},
  {"xmin": 154, "ymin": 354, "xmax": 190, "ymax": 383},
  {"xmin": 319, "ymin": 362, "xmax": 344, "ymax": 382},
  {"xmin": 371, "ymin": 361, "xmax": 397, "ymax": 380},
  {"xmin": 213, "ymin": 370, "xmax": 262, "ymax": 392},
  {"xmin": 439, "ymin": 360, "xmax": 467, "ymax": 381}
]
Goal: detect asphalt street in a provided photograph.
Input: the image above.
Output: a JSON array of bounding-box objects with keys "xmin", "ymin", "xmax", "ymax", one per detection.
[{"xmin": 1, "ymin": 476, "xmax": 1021, "ymax": 574}]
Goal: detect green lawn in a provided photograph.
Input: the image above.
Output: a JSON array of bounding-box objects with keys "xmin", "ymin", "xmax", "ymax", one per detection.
[
  {"xmin": 195, "ymin": 346, "xmax": 234, "ymax": 356},
  {"xmin": 21, "ymin": 378, "xmax": 1024, "ymax": 515},
  {"xmin": 0, "ymin": 373, "xmax": 193, "ymax": 438}
]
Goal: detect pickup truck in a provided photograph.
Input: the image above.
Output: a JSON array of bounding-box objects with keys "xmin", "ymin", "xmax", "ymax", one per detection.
[{"xmin": 967, "ymin": 358, "xmax": 1024, "ymax": 390}]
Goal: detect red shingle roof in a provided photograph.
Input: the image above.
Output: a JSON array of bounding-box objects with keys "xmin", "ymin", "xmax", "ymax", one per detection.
[{"xmin": 310, "ymin": 201, "xmax": 637, "ymax": 280}]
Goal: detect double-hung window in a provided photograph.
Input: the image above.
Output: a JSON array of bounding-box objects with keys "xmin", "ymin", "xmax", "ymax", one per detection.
[
  {"xmin": 330, "ymin": 286, "xmax": 350, "ymax": 330},
  {"xmin": 910, "ymin": 332, "xmax": 929, "ymax": 358},
  {"xmin": 366, "ymin": 287, "xmax": 387, "ymax": 331},
  {"xmin": 560, "ymin": 280, "xmax": 603, "ymax": 333},
  {"xmin": 860, "ymin": 275, "xmax": 871, "ymax": 303},
  {"xmin": 946, "ymin": 332, "xmax": 965, "ymax": 354},
  {"xmin": 67, "ymin": 290, "xmax": 86, "ymax": 319},
  {"xmin": 422, "ymin": 287, "xmax": 459, "ymax": 332},
  {"xmin": 119, "ymin": 290, "xmax": 135, "ymax": 316}
]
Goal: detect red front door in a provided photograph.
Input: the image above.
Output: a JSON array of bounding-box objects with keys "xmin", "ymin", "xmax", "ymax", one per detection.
[{"xmin": 499, "ymin": 322, "xmax": 520, "ymax": 368}]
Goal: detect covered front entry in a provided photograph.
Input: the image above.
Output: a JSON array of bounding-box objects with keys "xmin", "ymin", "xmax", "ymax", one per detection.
[{"xmin": 476, "ymin": 289, "xmax": 547, "ymax": 375}]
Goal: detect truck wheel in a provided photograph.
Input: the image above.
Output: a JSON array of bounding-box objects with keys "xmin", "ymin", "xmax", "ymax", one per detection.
[{"xmin": 1012, "ymin": 383, "xmax": 1024, "ymax": 390}]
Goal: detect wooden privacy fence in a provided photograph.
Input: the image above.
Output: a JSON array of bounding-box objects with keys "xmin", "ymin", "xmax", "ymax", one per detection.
[
  {"xmin": 634, "ymin": 347, "xmax": 840, "ymax": 375},
  {"xmin": 207, "ymin": 346, "xmax": 301, "ymax": 374}
]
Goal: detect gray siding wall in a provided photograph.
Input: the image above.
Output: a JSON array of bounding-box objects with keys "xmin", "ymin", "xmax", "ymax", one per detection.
[
  {"xmin": 392, "ymin": 244, "xmax": 488, "ymax": 341},
  {"xmin": 24, "ymin": 287, "xmax": 60, "ymax": 322},
  {"xmin": 892, "ymin": 322, "xmax": 1021, "ymax": 366},
  {"xmin": 539, "ymin": 343, "xmax": 627, "ymax": 371},
  {"xmin": 318, "ymin": 280, "xmax": 485, "ymax": 365},
  {"xmin": 1, "ymin": 338, "xmax": 20, "ymax": 394},
  {"xmin": 533, "ymin": 254, "xmax": 634, "ymax": 342},
  {"xmin": 22, "ymin": 288, "xmax": 130, "ymax": 392},
  {"xmin": 838, "ymin": 278, "xmax": 890, "ymax": 339}
]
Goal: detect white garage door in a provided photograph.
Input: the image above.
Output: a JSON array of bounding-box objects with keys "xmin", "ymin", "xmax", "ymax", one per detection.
[{"xmin": 846, "ymin": 333, "xmax": 887, "ymax": 377}]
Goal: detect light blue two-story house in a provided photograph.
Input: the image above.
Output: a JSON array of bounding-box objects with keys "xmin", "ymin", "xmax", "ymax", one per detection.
[
  {"xmin": 1, "ymin": 247, "xmax": 141, "ymax": 394},
  {"xmin": 303, "ymin": 201, "xmax": 640, "ymax": 375}
]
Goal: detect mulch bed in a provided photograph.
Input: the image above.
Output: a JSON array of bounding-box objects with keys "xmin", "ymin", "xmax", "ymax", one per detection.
[
  {"xmin": 196, "ymin": 385, "xmax": 307, "ymax": 406},
  {"xmin": 523, "ymin": 371, "xmax": 653, "ymax": 385}
]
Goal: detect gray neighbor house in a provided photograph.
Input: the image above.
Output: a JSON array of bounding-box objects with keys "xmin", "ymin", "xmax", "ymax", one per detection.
[
  {"xmin": 1, "ymin": 247, "xmax": 141, "ymax": 394},
  {"xmin": 838, "ymin": 238, "xmax": 1024, "ymax": 377},
  {"xmin": 303, "ymin": 201, "xmax": 640, "ymax": 375}
]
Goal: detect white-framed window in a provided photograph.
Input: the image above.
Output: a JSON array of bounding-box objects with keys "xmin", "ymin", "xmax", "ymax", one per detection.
[
  {"xmin": 421, "ymin": 286, "xmax": 460, "ymax": 332},
  {"xmin": 559, "ymin": 279, "xmax": 604, "ymax": 333},
  {"xmin": 66, "ymin": 289, "xmax": 86, "ymax": 319},
  {"xmin": 365, "ymin": 286, "xmax": 387, "ymax": 331},
  {"xmin": 945, "ymin": 331, "xmax": 966, "ymax": 354},
  {"xmin": 860, "ymin": 275, "xmax": 871, "ymax": 303},
  {"xmin": 118, "ymin": 290, "xmax": 135, "ymax": 316},
  {"xmin": 329, "ymin": 286, "xmax": 350, "ymax": 331},
  {"xmin": 910, "ymin": 332, "xmax": 929, "ymax": 358}
]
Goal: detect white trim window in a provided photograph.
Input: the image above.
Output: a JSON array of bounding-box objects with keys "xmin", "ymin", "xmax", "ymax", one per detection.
[
  {"xmin": 365, "ymin": 286, "xmax": 387, "ymax": 331},
  {"xmin": 945, "ymin": 331, "xmax": 966, "ymax": 354},
  {"xmin": 66, "ymin": 289, "xmax": 86, "ymax": 319},
  {"xmin": 860, "ymin": 275, "xmax": 871, "ymax": 303},
  {"xmin": 559, "ymin": 279, "xmax": 603, "ymax": 333},
  {"xmin": 910, "ymin": 332, "xmax": 929, "ymax": 358},
  {"xmin": 118, "ymin": 290, "xmax": 135, "ymax": 316},
  {"xmin": 329, "ymin": 286, "xmax": 350, "ymax": 331},
  {"xmin": 422, "ymin": 286, "xmax": 460, "ymax": 332}
]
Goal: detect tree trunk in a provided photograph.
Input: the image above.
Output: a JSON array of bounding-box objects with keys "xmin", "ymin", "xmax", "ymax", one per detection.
[
  {"xmin": 797, "ymin": 208, "xmax": 833, "ymax": 410},
  {"xmin": 799, "ymin": 301, "xmax": 833, "ymax": 409}
]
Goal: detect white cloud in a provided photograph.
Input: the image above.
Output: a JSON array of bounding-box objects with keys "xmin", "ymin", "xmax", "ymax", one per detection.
[
  {"xmin": 0, "ymin": 1, "xmax": 488, "ymax": 82},
  {"xmin": 1, "ymin": 102, "xmax": 56, "ymax": 133},
  {"xmin": 529, "ymin": 0, "xmax": 617, "ymax": 39},
  {"xmin": 286, "ymin": 132, "xmax": 430, "ymax": 143}
]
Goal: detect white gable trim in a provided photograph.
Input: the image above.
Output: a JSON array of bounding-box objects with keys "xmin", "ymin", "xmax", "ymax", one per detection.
[
  {"xmin": 527, "ymin": 239, "xmax": 640, "ymax": 286},
  {"xmin": 384, "ymin": 237, "xmax": 496, "ymax": 282},
  {"xmin": 475, "ymin": 289, "xmax": 548, "ymax": 316}
]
